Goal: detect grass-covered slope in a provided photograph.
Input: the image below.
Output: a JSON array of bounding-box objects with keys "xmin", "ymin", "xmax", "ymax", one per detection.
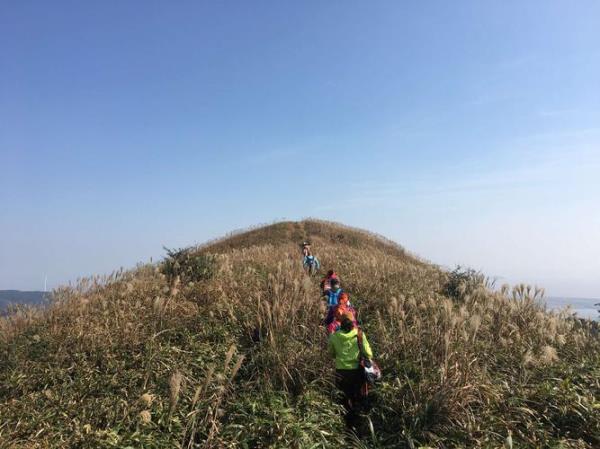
[{"xmin": 1, "ymin": 220, "xmax": 599, "ymax": 448}]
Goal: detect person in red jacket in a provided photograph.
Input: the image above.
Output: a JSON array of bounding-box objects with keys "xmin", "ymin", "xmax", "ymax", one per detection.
[
  {"xmin": 325, "ymin": 291, "xmax": 355, "ymax": 326},
  {"xmin": 327, "ymin": 306, "xmax": 358, "ymax": 334}
]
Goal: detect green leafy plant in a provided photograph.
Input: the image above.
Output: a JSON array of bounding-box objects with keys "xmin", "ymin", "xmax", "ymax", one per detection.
[
  {"xmin": 161, "ymin": 247, "xmax": 216, "ymax": 284},
  {"xmin": 443, "ymin": 265, "xmax": 487, "ymax": 300}
]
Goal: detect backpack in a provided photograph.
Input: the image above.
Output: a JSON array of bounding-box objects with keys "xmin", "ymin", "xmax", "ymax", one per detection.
[
  {"xmin": 326, "ymin": 288, "xmax": 342, "ymax": 307},
  {"xmin": 304, "ymin": 255, "xmax": 320, "ymax": 270},
  {"xmin": 357, "ymin": 329, "xmax": 382, "ymax": 386}
]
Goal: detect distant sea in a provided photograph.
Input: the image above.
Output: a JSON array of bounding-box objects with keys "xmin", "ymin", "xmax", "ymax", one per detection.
[
  {"xmin": 0, "ymin": 290, "xmax": 597, "ymax": 320},
  {"xmin": 543, "ymin": 297, "xmax": 599, "ymax": 320}
]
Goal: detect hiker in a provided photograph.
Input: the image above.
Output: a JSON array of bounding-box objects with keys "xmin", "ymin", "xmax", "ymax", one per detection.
[
  {"xmin": 324, "ymin": 279, "xmax": 344, "ymax": 324},
  {"xmin": 301, "ymin": 241, "xmax": 311, "ymax": 257},
  {"xmin": 320, "ymin": 270, "xmax": 339, "ymax": 294},
  {"xmin": 303, "ymin": 252, "xmax": 320, "ymax": 274},
  {"xmin": 338, "ymin": 293, "xmax": 356, "ymax": 318},
  {"xmin": 328, "ymin": 314, "xmax": 373, "ymax": 421},
  {"xmin": 325, "ymin": 292, "xmax": 355, "ymax": 327},
  {"xmin": 327, "ymin": 305, "xmax": 358, "ymax": 334}
]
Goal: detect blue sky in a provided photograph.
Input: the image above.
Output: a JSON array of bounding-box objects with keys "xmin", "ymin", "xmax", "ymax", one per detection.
[{"xmin": 1, "ymin": 1, "xmax": 599, "ymax": 297}]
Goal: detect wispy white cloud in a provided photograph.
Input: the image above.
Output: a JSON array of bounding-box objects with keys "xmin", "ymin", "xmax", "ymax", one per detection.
[{"xmin": 314, "ymin": 139, "xmax": 600, "ymax": 214}]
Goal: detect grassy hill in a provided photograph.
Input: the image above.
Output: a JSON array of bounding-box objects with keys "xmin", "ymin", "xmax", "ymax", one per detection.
[{"xmin": 1, "ymin": 220, "xmax": 599, "ymax": 448}]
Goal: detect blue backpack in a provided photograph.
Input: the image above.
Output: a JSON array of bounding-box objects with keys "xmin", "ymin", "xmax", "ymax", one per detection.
[
  {"xmin": 326, "ymin": 288, "xmax": 343, "ymax": 307},
  {"xmin": 304, "ymin": 255, "xmax": 320, "ymax": 269}
]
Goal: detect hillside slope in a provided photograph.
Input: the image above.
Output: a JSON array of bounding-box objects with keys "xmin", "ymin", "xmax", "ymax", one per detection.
[{"xmin": 1, "ymin": 220, "xmax": 599, "ymax": 448}]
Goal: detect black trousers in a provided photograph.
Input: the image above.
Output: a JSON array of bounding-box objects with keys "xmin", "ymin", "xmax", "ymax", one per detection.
[{"xmin": 335, "ymin": 368, "xmax": 365, "ymax": 409}]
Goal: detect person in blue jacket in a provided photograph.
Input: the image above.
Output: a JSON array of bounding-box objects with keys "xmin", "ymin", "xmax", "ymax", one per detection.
[
  {"xmin": 324, "ymin": 278, "xmax": 344, "ymax": 324},
  {"xmin": 303, "ymin": 251, "xmax": 320, "ymax": 274}
]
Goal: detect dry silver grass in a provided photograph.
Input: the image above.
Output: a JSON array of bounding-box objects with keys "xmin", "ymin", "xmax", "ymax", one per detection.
[
  {"xmin": 229, "ymin": 355, "xmax": 245, "ymax": 381},
  {"xmin": 1, "ymin": 220, "xmax": 599, "ymax": 449},
  {"xmin": 139, "ymin": 410, "xmax": 152, "ymax": 424},
  {"xmin": 140, "ymin": 393, "xmax": 154, "ymax": 407},
  {"xmin": 523, "ymin": 350, "xmax": 536, "ymax": 367},
  {"xmin": 169, "ymin": 370, "xmax": 183, "ymax": 410},
  {"xmin": 223, "ymin": 344, "xmax": 236, "ymax": 371},
  {"xmin": 539, "ymin": 345, "xmax": 559, "ymax": 365}
]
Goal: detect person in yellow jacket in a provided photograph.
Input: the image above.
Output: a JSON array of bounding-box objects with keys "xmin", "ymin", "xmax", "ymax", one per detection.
[{"xmin": 327, "ymin": 313, "xmax": 373, "ymax": 412}]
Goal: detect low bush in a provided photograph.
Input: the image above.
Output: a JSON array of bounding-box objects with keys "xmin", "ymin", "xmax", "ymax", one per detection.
[
  {"xmin": 161, "ymin": 247, "xmax": 216, "ymax": 284},
  {"xmin": 443, "ymin": 265, "xmax": 487, "ymax": 300}
]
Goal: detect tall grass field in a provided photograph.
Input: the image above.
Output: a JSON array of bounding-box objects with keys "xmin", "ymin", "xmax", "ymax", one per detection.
[{"xmin": 1, "ymin": 220, "xmax": 599, "ymax": 448}]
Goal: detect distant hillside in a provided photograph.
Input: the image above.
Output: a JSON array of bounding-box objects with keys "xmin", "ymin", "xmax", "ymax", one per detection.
[
  {"xmin": 0, "ymin": 290, "xmax": 47, "ymax": 311},
  {"xmin": 1, "ymin": 220, "xmax": 599, "ymax": 448}
]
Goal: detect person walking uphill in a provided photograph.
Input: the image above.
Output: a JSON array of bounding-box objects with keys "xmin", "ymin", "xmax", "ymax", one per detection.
[
  {"xmin": 326, "ymin": 292, "xmax": 357, "ymax": 334},
  {"xmin": 301, "ymin": 242, "xmax": 320, "ymax": 275},
  {"xmin": 320, "ymin": 270, "xmax": 339, "ymax": 294},
  {"xmin": 324, "ymin": 283, "xmax": 347, "ymax": 325},
  {"xmin": 301, "ymin": 241, "xmax": 311, "ymax": 257},
  {"xmin": 328, "ymin": 316, "xmax": 373, "ymax": 424},
  {"xmin": 327, "ymin": 308, "xmax": 358, "ymax": 335}
]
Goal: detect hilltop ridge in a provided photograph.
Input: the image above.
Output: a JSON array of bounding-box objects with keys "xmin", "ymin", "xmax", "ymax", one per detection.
[
  {"xmin": 195, "ymin": 220, "xmax": 413, "ymax": 260},
  {"xmin": 1, "ymin": 220, "xmax": 599, "ymax": 448}
]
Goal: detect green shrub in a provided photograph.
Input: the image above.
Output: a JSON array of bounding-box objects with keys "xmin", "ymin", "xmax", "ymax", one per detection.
[
  {"xmin": 444, "ymin": 265, "xmax": 486, "ymax": 300},
  {"xmin": 161, "ymin": 247, "xmax": 216, "ymax": 283}
]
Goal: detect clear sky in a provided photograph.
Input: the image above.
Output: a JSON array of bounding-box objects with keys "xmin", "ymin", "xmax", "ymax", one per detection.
[{"xmin": 1, "ymin": 1, "xmax": 599, "ymax": 297}]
